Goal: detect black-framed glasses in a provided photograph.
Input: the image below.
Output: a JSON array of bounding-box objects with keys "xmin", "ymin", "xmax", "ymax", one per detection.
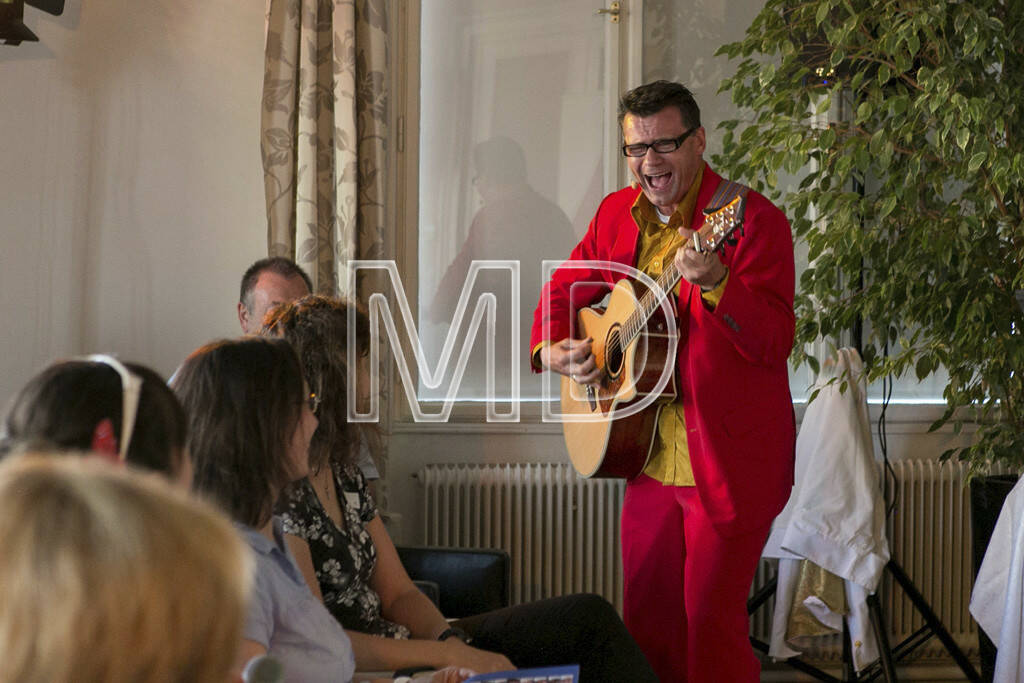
[{"xmin": 622, "ymin": 126, "xmax": 698, "ymax": 157}]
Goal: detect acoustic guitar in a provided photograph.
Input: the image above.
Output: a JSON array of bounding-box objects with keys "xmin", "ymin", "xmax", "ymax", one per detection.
[{"xmin": 560, "ymin": 192, "xmax": 748, "ymax": 479}]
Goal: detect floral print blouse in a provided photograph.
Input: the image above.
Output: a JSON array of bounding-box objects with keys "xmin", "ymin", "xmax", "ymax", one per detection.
[{"xmin": 277, "ymin": 460, "xmax": 410, "ymax": 639}]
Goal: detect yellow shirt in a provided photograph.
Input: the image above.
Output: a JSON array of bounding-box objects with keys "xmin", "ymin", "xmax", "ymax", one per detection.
[
  {"xmin": 632, "ymin": 167, "xmax": 729, "ymax": 486},
  {"xmin": 631, "ymin": 166, "xmax": 701, "ymax": 486}
]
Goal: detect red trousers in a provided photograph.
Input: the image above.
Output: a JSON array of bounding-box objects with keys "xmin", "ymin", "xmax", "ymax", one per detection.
[{"xmin": 622, "ymin": 475, "xmax": 770, "ymax": 682}]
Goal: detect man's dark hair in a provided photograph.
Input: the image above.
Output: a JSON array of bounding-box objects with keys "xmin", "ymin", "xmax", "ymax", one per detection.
[
  {"xmin": 617, "ymin": 80, "xmax": 701, "ymax": 130},
  {"xmin": 239, "ymin": 257, "xmax": 313, "ymax": 310},
  {"xmin": 1, "ymin": 361, "xmax": 188, "ymax": 477},
  {"xmin": 172, "ymin": 337, "xmax": 305, "ymax": 528}
]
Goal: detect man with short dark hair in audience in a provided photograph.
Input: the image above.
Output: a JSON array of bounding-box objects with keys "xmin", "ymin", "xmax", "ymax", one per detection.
[
  {"xmin": 237, "ymin": 257, "xmax": 380, "ymax": 486},
  {"xmin": 237, "ymin": 256, "xmax": 314, "ymax": 335}
]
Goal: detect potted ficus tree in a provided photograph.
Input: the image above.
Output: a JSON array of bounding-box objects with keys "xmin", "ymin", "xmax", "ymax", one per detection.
[{"xmin": 711, "ymin": 0, "xmax": 1024, "ymax": 676}]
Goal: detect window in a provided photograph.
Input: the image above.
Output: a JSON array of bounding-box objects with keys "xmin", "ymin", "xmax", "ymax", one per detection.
[
  {"xmin": 405, "ymin": 0, "xmax": 636, "ymax": 409},
  {"xmin": 392, "ymin": 1, "xmax": 943, "ymax": 424}
]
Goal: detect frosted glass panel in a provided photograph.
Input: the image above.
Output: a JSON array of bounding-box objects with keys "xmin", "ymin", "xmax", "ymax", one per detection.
[{"xmin": 418, "ymin": 0, "xmax": 611, "ymax": 402}]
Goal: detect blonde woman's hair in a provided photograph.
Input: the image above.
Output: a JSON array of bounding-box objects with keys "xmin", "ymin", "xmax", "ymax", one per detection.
[{"xmin": 0, "ymin": 454, "xmax": 252, "ymax": 683}]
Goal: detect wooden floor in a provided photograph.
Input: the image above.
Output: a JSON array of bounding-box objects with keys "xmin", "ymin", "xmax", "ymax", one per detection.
[{"xmin": 759, "ymin": 662, "xmax": 976, "ymax": 682}]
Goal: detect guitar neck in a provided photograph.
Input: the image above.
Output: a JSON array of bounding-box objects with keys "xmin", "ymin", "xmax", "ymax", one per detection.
[
  {"xmin": 620, "ymin": 264, "xmax": 682, "ymax": 349},
  {"xmin": 618, "ymin": 192, "xmax": 746, "ymax": 350}
]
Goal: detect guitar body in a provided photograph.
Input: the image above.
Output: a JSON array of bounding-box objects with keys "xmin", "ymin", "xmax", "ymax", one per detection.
[
  {"xmin": 561, "ymin": 279, "xmax": 677, "ymax": 479},
  {"xmin": 557, "ymin": 189, "xmax": 747, "ymax": 479}
]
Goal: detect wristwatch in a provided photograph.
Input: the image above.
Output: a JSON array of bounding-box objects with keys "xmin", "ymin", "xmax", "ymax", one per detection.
[{"xmin": 437, "ymin": 625, "xmax": 471, "ymax": 644}]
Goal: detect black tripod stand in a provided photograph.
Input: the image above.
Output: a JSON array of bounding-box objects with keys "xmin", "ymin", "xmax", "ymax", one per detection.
[
  {"xmin": 748, "ymin": 556, "xmax": 982, "ymax": 681},
  {"xmin": 751, "ymin": 312, "xmax": 983, "ymax": 680}
]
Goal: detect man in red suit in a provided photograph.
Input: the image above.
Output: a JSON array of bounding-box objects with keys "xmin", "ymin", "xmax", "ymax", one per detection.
[{"xmin": 530, "ymin": 80, "xmax": 796, "ymax": 682}]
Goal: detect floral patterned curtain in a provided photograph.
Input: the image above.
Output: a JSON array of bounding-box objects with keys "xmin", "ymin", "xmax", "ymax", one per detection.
[{"xmin": 261, "ymin": 0, "xmax": 388, "ymax": 298}]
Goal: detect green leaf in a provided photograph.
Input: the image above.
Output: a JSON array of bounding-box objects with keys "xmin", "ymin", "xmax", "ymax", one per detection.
[
  {"xmin": 916, "ymin": 356, "xmax": 932, "ymax": 380},
  {"xmin": 830, "ymin": 49, "xmax": 846, "ymax": 70},
  {"xmin": 819, "ymin": 127, "xmax": 836, "ymax": 149},
  {"xmin": 956, "ymin": 128, "xmax": 970, "ymax": 152},
  {"xmin": 855, "ymin": 148, "xmax": 870, "ymax": 173},
  {"xmin": 954, "ymin": 10, "xmax": 969, "ymax": 32},
  {"xmin": 968, "ymin": 151, "xmax": 987, "ymax": 174},
  {"xmin": 816, "ymin": 2, "xmax": 830, "ymax": 27},
  {"xmin": 906, "ymin": 33, "xmax": 920, "ymax": 55},
  {"xmin": 896, "ymin": 52, "xmax": 913, "ymax": 73},
  {"xmin": 878, "ymin": 195, "xmax": 898, "ymax": 219},
  {"xmin": 870, "ymin": 130, "xmax": 886, "ymax": 155},
  {"xmin": 856, "ymin": 101, "xmax": 872, "ymax": 123}
]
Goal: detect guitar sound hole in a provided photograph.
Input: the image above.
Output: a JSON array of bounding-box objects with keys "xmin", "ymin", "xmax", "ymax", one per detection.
[{"xmin": 606, "ymin": 329, "xmax": 623, "ymax": 378}]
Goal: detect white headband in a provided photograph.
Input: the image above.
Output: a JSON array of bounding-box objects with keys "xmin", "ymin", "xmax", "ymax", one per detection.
[{"xmin": 82, "ymin": 354, "xmax": 142, "ymax": 462}]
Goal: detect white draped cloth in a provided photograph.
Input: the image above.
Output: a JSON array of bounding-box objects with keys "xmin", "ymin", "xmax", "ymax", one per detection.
[
  {"xmin": 762, "ymin": 347, "xmax": 890, "ymax": 671},
  {"xmin": 971, "ymin": 473, "xmax": 1024, "ymax": 683}
]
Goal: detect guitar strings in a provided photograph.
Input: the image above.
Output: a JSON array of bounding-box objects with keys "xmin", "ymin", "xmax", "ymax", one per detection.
[{"xmin": 617, "ymin": 199, "xmax": 743, "ymax": 354}]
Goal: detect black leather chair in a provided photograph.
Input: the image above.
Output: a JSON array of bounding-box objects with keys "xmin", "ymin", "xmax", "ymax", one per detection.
[{"xmin": 397, "ymin": 545, "xmax": 510, "ymax": 619}]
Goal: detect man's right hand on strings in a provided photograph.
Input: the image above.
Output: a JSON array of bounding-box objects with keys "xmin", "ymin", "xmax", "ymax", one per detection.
[{"xmin": 539, "ymin": 337, "xmax": 602, "ymax": 385}]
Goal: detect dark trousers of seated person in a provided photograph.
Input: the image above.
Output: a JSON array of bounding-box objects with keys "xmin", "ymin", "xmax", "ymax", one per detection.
[{"xmin": 454, "ymin": 593, "xmax": 657, "ymax": 683}]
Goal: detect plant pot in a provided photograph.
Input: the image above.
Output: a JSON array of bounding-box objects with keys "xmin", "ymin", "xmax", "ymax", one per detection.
[{"xmin": 970, "ymin": 474, "xmax": 1020, "ymax": 682}]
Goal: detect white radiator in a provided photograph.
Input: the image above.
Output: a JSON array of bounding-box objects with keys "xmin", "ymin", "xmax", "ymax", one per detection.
[
  {"xmin": 419, "ymin": 463, "xmax": 626, "ymax": 608},
  {"xmin": 418, "ymin": 459, "xmax": 991, "ymax": 662},
  {"xmin": 879, "ymin": 458, "xmax": 984, "ymax": 661}
]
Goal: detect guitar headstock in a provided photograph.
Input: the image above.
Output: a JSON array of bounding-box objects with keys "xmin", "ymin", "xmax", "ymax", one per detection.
[{"xmin": 697, "ymin": 195, "xmax": 745, "ymax": 254}]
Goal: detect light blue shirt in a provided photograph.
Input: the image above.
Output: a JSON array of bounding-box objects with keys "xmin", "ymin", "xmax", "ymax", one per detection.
[{"xmin": 240, "ymin": 517, "xmax": 356, "ymax": 683}]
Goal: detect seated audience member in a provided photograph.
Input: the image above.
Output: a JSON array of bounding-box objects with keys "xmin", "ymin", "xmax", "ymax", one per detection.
[
  {"xmin": 172, "ymin": 337, "xmax": 470, "ymax": 683},
  {"xmin": 237, "ymin": 255, "xmax": 380, "ymax": 487},
  {"xmin": 263, "ymin": 295, "xmax": 657, "ymax": 682},
  {"xmin": 0, "ymin": 355, "xmax": 191, "ymax": 485},
  {"xmin": 172, "ymin": 337, "xmax": 355, "ymax": 683},
  {"xmin": 237, "ymin": 256, "xmax": 313, "ymax": 335},
  {"xmin": 0, "ymin": 453, "xmax": 250, "ymax": 683}
]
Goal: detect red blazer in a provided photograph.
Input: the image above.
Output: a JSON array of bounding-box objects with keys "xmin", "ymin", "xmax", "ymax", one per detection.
[{"xmin": 531, "ymin": 164, "xmax": 796, "ymax": 536}]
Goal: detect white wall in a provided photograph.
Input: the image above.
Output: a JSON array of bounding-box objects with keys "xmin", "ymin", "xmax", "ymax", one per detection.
[{"xmin": 0, "ymin": 0, "xmax": 268, "ymax": 405}]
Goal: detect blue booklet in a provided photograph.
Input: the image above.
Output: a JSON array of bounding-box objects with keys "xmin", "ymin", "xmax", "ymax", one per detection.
[{"xmin": 463, "ymin": 664, "xmax": 579, "ymax": 682}]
